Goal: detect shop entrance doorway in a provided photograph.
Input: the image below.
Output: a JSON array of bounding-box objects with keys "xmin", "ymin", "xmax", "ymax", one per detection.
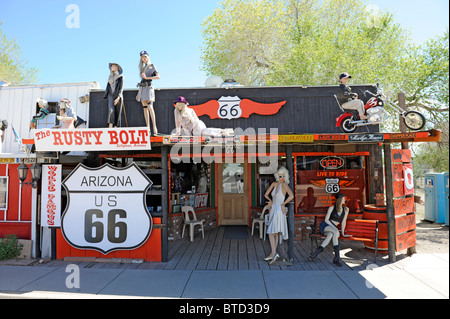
[{"xmin": 218, "ymin": 161, "xmax": 249, "ymax": 226}]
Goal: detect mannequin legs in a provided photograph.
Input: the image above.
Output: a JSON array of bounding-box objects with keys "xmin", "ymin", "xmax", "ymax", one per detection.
[
  {"xmin": 308, "ymin": 226, "xmax": 341, "ymax": 265},
  {"xmin": 142, "ymin": 101, "xmax": 158, "ymax": 135}
]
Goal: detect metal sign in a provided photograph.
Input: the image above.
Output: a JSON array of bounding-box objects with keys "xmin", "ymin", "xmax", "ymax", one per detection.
[
  {"xmin": 41, "ymin": 165, "xmax": 62, "ymax": 227},
  {"xmin": 189, "ymin": 96, "xmax": 286, "ymax": 120},
  {"xmin": 348, "ymin": 134, "xmax": 384, "ymax": 143},
  {"xmin": 61, "ymin": 163, "xmax": 153, "ymax": 254},
  {"xmin": 34, "ymin": 127, "xmax": 151, "ymax": 152}
]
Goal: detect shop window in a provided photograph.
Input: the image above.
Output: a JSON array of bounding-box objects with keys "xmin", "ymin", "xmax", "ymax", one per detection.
[
  {"xmin": 296, "ymin": 155, "xmax": 366, "ymax": 215},
  {"xmin": 222, "ymin": 163, "xmax": 244, "ymax": 194},
  {"xmin": 171, "ymin": 162, "xmax": 210, "ymax": 211},
  {"xmin": 0, "ymin": 177, "xmax": 8, "ymax": 210},
  {"xmin": 257, "ymin": 159, "xmax": 286, "ymax": 207},
  {"xmin": 35, "ymin": 101, "xmax": 58, "ymax": 129}
]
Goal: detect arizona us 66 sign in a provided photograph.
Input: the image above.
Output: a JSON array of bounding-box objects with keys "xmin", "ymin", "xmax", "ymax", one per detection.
[{"xmin": 61, "ymin": 163, "xmax": 153, "ymax": 254}]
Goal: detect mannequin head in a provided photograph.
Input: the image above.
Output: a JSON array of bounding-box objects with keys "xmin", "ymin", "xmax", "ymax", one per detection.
[
  {"xmin": 274, "ymin": 166, "xmax": 290, "ymax": 185},
  {"xmin": 334, "ymin": 193, "xmax": 346, "ymax": 208}
]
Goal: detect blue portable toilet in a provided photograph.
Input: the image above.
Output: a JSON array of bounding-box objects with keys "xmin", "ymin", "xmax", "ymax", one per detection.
[
  {"xmin": 424, "ymin": 173, "xmax": 447, "ymax": 223},
  {"xmin": 444, "ymin": 173, "xmax": 449, "ymax": 226}
]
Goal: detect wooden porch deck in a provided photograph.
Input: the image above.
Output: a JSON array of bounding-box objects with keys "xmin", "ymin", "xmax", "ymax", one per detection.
[
  {"xmin": 140, "ymin": 226, "xmax": 401, "ymax": 271},
  {"xmin": 35, "ymin": 226, "xmax": 408, "ymax": 270}
]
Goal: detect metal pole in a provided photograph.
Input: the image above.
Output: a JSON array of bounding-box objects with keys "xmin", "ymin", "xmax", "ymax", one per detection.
[{"xmin": 285, "ymin": 145, "xmax": 295, "ymax": 262}]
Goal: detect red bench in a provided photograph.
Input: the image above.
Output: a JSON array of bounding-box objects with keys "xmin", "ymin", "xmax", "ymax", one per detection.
[{"xmin": 309, "ymin": 216, "xmax": 379, "ymax": 262}]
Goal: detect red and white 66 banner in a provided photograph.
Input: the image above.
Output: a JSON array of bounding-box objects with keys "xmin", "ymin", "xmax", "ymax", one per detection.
[
  {"xmin": 41, "ymin": 165, "xmax": 62, "ymax": 227},
  {"xmin": 61, "ymin": 163, "xmax": 153, "ymax": 254}
]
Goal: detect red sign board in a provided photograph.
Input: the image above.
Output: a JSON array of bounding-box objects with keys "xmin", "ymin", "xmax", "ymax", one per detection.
[
  {"xmin": 392, "ymin": 163, "xmax": 404, "ymax": 180},
  {"xmin": 394, "ymin": 197, "xmax": 415, "ymax": 216},
  {"xmin": 395, "ymin": 214, "xmax": 416, "ymax": 234},
  {"xmin": 393, "ymin": 180, "xmax": 405, "ymax": 198},
  {"xmin": 396, "ymin": 231, "xmax": 416, "ymax": 251},
  {"xmin": 392, "ymin": 149, "xmax": 412, "ymax": 163},
  {"xmin": 190, "ymin": 96, "xmax": 286, "ymax": 120}
]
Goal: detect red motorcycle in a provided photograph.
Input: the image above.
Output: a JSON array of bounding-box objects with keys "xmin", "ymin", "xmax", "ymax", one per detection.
[{"xmin": 335, "ymin": 84, "xmax": 426, "ymax": 133}]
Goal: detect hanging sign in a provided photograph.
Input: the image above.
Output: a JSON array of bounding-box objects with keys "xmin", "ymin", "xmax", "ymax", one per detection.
[
  {"xmin": 61, "ymin": 163, "xmax": 153, "ymax": 254},
  {"xmin": 189, "ymin": 96, "xmax": 286, "ymax": 120},
  {"xmin": 403, "ymin": 164, "xmax": 415, "ymax": 195},
  {"xmin": 41, "ymin": 165, "xmax": 62, "ymax": 227},
  {"xmin": 34, "ymin": 127, "xmax": 151, "ymax": 152},
  {"xmin": 348, "ymin": 134, "xmax": 384, "ymax": 143}
]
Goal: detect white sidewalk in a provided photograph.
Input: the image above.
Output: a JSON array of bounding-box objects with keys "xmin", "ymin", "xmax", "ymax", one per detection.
[{"xmin": 0, "ymin": 253, "xmax": 447, "ymax": 299}]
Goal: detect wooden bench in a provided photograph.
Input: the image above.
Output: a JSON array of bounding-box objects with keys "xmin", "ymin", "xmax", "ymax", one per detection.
[{"xmin": 309, "ymin": 216, "xmax": 379, "ymax": 262}]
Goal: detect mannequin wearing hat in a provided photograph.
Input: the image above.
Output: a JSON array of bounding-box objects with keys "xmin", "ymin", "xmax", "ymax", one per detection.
[
  {"xmin": 308, "ymin": 193, "xmax": 350, "ymax": 266},
  {"xmin": 337, "ymin": 73, "xmax": 369, "ymax": 120},
  {"xmin": 104, "ymin": 63, "xmax": 124, "ymax": 128},
  {"xmin": 136, "ymin": 51, "xmax": 159, "ymax": 135},
  {"xmin": 57, "ymin": 99, "xmax": 77, "ymax": 129},
  {"xmin": 172, "ymin": 96, "xmax": 207, "ymax": 136},
  {"xmin": 172, "ymin": 96, "xmax": 226, "ymax": 137}
]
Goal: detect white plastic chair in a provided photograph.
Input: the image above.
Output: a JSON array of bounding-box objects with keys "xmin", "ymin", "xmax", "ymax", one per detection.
[
  {"xmin": 251, "ymin": 205, "xmax": 270, "ymax": 239},
  {"xmin": 181, "ymin": 206, "xmax": 205, "ymax": 242}
]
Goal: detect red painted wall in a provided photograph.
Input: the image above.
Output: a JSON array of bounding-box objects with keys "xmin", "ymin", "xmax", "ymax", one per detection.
[{"xmin": 0, "ymin": 164, "xmax": 33, "ymax": 239}]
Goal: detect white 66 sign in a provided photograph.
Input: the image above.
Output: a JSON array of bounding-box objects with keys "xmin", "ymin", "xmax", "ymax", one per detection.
[
  {"xmin": 61, "ymin": 163, "xmax": 153, "ymax": 254},
  {"xmin": 217, "ymin": 96, "xmax": 243, "ymax": 120}
]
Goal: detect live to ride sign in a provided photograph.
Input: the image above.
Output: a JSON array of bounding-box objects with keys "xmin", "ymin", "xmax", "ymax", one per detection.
[{"xmin": 61, "ymin": 163, "xmax": 153, "ymax": 254}]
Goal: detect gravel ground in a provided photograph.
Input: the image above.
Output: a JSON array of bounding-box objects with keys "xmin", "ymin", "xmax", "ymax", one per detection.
[{"xmin": 414, "ymin": 188, "xmax": 449, "ymax": 254}]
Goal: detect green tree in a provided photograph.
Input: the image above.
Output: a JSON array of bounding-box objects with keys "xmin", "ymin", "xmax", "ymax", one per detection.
[
  {"xmin": 0, "ymin": 23, "xmax": 38, "ymax": 85},
  {"xmin": 202, "ymin": 0, "xmax": 449, "ymax": 173},
  {"xmin": 404, "ymin": 30, "xmax": 449, "ymax": 127},
  {"xmin": 201, "ymin": 0, "xmax": 290, "ymax": 86},
  {"xmin": 201, "ymin": 0, "xmax": 412, "ymax": 90}
]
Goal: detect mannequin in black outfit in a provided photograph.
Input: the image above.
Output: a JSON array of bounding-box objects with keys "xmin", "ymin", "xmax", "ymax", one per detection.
[{"xmin": 308, "ymin": 193, "xmax": 350, "ymax": 266}]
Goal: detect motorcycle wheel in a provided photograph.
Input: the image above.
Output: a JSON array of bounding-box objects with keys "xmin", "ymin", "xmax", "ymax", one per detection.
[
  {"xmin": 340, "ymin": 118, "xmax": 358, "ymax": 133},
  {"xmin": 403, "ymin": 111, "xmax": 426, "ymax": 131}
]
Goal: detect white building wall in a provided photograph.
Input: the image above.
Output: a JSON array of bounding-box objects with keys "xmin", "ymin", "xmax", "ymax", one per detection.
[{"xmin": 0, "ymin": 82, "xmax": 100, "ymax": 154}]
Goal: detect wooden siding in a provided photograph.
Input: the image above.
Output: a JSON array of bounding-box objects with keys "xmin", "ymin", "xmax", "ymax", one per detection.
[{"xmin": 88, "ymin": 85, "xmax": 378, "ymax": 134}]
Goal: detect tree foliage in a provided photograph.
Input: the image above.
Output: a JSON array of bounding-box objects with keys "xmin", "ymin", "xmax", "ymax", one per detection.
[
  {"xmin": 201, "ymin": 0, "xmax": 448, "ymax": 115},
  {"xmin": 0, "ymin": 23, "xmax": 38, "ymax": 85},
  {"xmin": 201, "ymin": 0, "xmax": 449, "ymax": 173}
]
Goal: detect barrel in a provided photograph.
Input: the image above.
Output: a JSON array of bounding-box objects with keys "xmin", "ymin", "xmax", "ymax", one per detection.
[{"xmin": 363, "ymin": 205, "xmax": 388, "ymax": 254}]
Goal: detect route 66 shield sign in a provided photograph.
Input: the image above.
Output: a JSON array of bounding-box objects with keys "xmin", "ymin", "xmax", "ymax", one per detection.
[
  {"xmin": 325, "ymin": 178, "xmax": 340, "ymax": 194},
  {"xmin": 61, "ymin": 163, "xmax": 153, "ymax": 254},
  {"xmin": 217, "ymin": 96, "xmax": 243, "ymax": 120}
]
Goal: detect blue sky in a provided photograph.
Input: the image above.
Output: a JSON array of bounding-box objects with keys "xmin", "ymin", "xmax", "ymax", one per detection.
[{"xmin": 1, "ymin": 0, "xmax": 449, "ymax": 89}]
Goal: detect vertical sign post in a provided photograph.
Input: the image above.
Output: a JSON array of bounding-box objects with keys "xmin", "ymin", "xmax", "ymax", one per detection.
[{"xmin": 41, "ymin": 165, "xmax": 62, "ymax": 227}]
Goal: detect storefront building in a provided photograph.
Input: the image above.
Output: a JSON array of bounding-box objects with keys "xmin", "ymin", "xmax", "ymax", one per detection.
[{"xmin": 6, "ymin": 83, "xmax": 441, "ymax": 263}]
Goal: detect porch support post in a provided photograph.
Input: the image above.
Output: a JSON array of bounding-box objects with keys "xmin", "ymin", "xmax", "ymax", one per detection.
[
  {"xmin": 285, "ymin": 145, "xmax": 295, "ymax": 262},
  {"xmin": 161, "ymin": 146, "xmax": 169, "ymax": 262},
  {"xmin": 383, "ymin": 142, "xmax": 397, "ymax": 262}
]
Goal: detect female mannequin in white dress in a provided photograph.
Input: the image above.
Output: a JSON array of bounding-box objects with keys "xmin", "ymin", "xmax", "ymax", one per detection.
[{"xmin": 264, "ymin": 166, "xmax": 294, "ymax": 264}]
